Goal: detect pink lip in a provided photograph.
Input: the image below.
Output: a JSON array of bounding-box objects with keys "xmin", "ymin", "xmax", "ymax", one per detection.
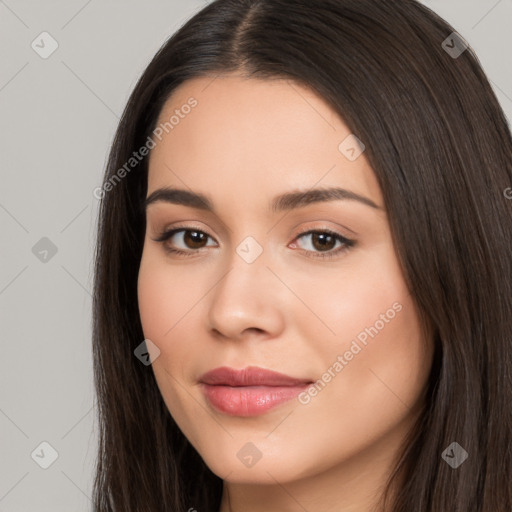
[{"xmin": 199, "ymin": 366, "xmax": 312, "ymax": 417}]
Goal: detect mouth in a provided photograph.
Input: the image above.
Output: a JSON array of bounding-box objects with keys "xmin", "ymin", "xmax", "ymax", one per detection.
[{"xmin": 199, "ymin": 366, "xmax": 313, "ymax": 417}]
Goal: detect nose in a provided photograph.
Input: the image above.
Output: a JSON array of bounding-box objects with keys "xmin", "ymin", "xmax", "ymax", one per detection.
[{"xmin": 207, "ymin": 244, "xmax": 286, "ymax": 342}]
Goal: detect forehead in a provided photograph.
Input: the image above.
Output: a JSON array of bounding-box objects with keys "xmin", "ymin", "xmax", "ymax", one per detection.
[{"xmin": 147, "ymin": 74, "xmax": 382, "ymax": 208}]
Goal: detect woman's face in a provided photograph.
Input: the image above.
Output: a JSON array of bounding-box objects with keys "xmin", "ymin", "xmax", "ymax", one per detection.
[{"xmin": 137, "ymin": 74, "xmax": 433, "ymax": 488}]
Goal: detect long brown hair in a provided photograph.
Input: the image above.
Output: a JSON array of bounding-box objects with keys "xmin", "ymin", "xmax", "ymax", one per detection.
[{"xmin": 92, "ymin": 1, "xmax": 512, "ymax": 510}]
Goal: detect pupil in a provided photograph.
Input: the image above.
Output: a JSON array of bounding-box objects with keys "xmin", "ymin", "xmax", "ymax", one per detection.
[
  {"xmin": 185, "ymin": 231, "xmax": 206, "ymax": 248},
  {"xmin": 313, "ymin": 233, "xmax": 334, "ymax": 251}
]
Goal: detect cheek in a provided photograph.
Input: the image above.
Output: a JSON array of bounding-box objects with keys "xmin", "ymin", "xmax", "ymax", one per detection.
[
  {"xmin": 137, "ymin": 250, "xmax": 197, "ymax": 342},
  {"xmin": 289, "ymin": 275, "xmax": 430, "ymax": 472},
  {"xmin": 137, "ymin": 254, "xmax": 198, "ymax": 430},
  {"xmin": 291, "ymin": 244, "xmax": 413, "ymax": 351},
  {"xmin": 296, "ymin": 244, "xmax": 431, "ymax": 410},
  {"xmin": 137, "ymin": 249, "xmax": 207, "ymax": 394},
  {"xmin": 137, "ymin": 253, "xmax": 189, "ymax": 399},
  {"xmin": 342, "ymin": 294, "xmax": 430, "ymax": 394}
]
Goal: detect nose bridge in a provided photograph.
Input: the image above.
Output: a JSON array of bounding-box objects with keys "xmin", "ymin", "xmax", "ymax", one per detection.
[
  {"xmin": 234, "ymin": 234, "xmax": 266, "ymax": 266},
  {"xmin": 207, "ymin": 232, "xmax": 284, "ymax": 339},
  {"xmin": 215, "ymin": 233, "xmax": 270, "ymax": 305}
]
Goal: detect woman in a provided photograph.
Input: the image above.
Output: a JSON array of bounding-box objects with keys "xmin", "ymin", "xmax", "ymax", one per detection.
[{"xmin": 92, "ymin": 0, "xmax": 512, "ymax": 510}]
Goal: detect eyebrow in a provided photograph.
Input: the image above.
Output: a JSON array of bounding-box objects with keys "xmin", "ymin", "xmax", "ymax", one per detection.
[{"xmin": 144, "ymin": 186, "xmax": 381, "ymax": 213}]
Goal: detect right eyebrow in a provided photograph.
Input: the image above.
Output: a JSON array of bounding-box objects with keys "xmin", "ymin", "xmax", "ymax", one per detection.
[{"xmin": 144, "ymin": 187, "xmax": 212, "ymax": 211}]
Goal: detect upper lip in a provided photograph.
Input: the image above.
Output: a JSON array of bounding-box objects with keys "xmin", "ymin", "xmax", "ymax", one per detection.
[{"xmin": 199, "ymin": 366, "xmax": 312, "ymax": 387}]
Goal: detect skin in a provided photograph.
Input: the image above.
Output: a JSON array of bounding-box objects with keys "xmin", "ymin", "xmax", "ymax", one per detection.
[{"xmin": 137, "ymin": 74, "xmax": 434, "ymax": 512}]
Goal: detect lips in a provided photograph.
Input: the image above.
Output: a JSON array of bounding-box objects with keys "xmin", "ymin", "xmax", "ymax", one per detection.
[{"xmin": 199, "ymin": 366, "xmax": 313, "ymax": 417}]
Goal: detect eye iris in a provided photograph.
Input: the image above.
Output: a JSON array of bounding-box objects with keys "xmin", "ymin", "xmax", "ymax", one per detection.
[
  {"xmin": 312, "ymin": 232, "xmax": 335, "ymax": 251},
  {"xmin": 184, "ymin": 230, "xmax": 207, "ymax": 249}
]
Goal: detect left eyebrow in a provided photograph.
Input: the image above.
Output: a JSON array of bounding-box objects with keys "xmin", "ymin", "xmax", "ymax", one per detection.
[
  {"xmin": 270, "ymin": 187, "xmax": 381, "ymax": 212},
  {"xmin": 143, "ymin": 186, "xmax": 381, "ymax": 213}
]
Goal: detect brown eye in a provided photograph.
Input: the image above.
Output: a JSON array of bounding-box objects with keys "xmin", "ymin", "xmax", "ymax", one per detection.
[
  {"xmin": 292, "ymin": 229, "xmax": 355, "ymax": 260},
  {"xmin": 182, "ymin": 230, "xmax": 209, "ymax": 249},
  {"xmin": 153, "ymin": 228, "xmax": 217, "ymax": 256},
  {"xmin": 310, "ymin": 232, "xmax": 337, "ymax": 251}
]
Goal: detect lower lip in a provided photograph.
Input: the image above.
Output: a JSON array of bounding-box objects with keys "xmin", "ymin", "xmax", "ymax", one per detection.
[{"xmin": 201, "ymin": 384, "xmax": 310, "ymax": 416}]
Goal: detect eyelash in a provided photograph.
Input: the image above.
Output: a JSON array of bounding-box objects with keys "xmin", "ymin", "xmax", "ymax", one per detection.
[{"xmin": 152, "ymin": 226, "xmax": 355, "ymax": 260}]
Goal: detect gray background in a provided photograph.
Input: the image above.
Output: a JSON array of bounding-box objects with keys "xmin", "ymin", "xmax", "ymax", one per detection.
[{"xmin": 0, "ymin": 1, "xmax": 511, "ymax": 510}]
